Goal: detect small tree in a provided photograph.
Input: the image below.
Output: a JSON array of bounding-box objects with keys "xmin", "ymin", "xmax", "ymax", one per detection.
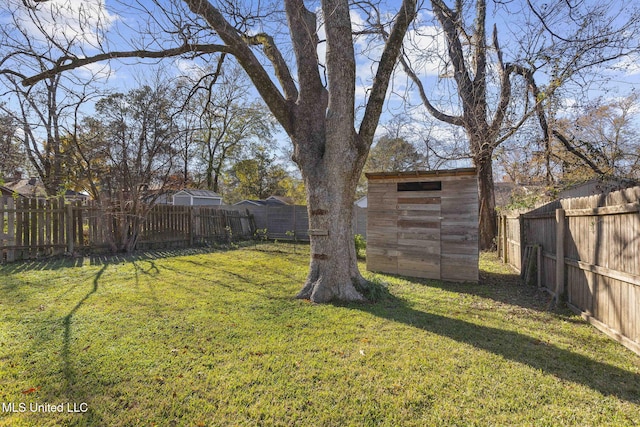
[
  {"xmin": 72, "ymin": 82, "xmax": 181, "ymax": 252},
  {"xmin": 0, "ymin": 113, "xmax": 25, "ymax": 179}
]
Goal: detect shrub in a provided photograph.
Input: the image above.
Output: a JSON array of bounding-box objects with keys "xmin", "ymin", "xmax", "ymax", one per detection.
[{"xmin": 354, "ymin": 234, "xmax": 366, "ymax": 259}]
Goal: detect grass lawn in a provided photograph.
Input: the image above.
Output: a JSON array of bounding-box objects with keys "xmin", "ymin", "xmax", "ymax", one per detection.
[{"xmin": 0, "ymin": 243, "xmax": 639, "ymax": 426}]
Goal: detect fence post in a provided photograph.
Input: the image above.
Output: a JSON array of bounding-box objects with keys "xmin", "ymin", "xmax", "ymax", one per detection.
[
  {"xmin": 518, "ymin": 213, "xmax": 525, "ymax": 271},
  {"xmin": 66, "ymin": 203, "xmax": 74, "ymax": 254},
  {"xmin": 188, "ymin": 206, "xmax": 195, "ymax": 246},
  {"xmin": 554, "ymin": 208, "xmax": 566, "ymax": 303},
  {"xmin": 499, "ymin": 215, "xmax": 505, "ymax": 262}
]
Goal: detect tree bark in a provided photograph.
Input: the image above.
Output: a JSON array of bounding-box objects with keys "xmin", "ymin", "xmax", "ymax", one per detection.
[
  {"xmin": 296, "ymin": 171, "xmax": 366, "ymax": 302},
  {"xmin": 476, "ymin": 155, "xmax": 497, "ymax": 250},
  {"xmin": 292, "ymin": 118, "xmax": 369, "ymax": 302}
]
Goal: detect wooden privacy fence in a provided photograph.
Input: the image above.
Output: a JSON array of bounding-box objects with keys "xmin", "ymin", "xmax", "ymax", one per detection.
[
  {"xmin": 498, "ymin": 186, "xmax": 640, "ymax": 355},
  {"xmin": 1, "ymin": 196, "xmax": 254, "ymax": 262}
]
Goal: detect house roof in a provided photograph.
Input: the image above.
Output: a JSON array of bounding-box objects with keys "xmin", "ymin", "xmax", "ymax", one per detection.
[
  {"xmin": 233, "ymin": 199, "xmax": 267, "ymax": 206},
  {"xmin": 3, "ymin": 178, "xmax": 47, "ymax": 198},
  {"xmin": 64, "ymin": 189, "xmax": 89, "ymax": 199},
  {"xmin": 557, "ymin": 177, "xmax": 640, "ymax": 199},
  {"xmin": 0, "ymin": 184, "xmax": 22, "ymax": 197},
  {"xmin": 265, "ymin": 195, "xmax": 293, "ymax": 205},
  {"xmin": 354, "ymin": 195, "xmax": 367, "ymax": 208},
  {"xmin": 174, "ymin": 189, "xmax": 222, "ymax": 199},
  {"xmin": 233, "ymin": 195, "xmax": 292, "ymax": 206}
]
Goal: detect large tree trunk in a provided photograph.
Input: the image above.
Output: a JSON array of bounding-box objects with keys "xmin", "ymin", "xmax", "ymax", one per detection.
[
  {"xmin": 296, "ymin": 168, "xmax": 366, "ymax": 303},
  {"xmin": 292, "ymin": 117, "xmax": 369, "ymax": 302},
  {"xmin": 476, "ymin": 156, "xmax": 497, "ymax": 250}
]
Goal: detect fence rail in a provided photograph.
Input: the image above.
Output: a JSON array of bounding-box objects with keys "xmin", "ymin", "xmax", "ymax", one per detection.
[{"xmin": 498, "ymin": 186, "xmax": 640, "ymax": 355}]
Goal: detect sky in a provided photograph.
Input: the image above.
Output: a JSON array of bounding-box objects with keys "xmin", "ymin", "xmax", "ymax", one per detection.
[{"xmin": 3, "ymin": 0, "xmax": 640, "ymax": 173}]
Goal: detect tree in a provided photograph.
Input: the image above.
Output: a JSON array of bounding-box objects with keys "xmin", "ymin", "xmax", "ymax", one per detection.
[
  {"xmin": 398, "ymin": 0, "xmax": 640, "ymax": 248},
  {"xmin": 72, "ymin": 83, "xmax": 181, "ymax": 252},
  {"xmin": 180, "ymin": 63, "xmax": 276, "ymax": 193},
  {"xmin": 555, "ymin": 93, "xmax": 640, "ymax": 180},
  {"xmin": 225, "ymin": 145, "xmax": 290, "ymax": 203},
  {"xmin": 0, "ymin": 113, "xmax": 25, "ymax": 180},
  {"xmin": 366, "ymin": 136, "xmax": 424, "ymax": 173},
  {"xmin": 0, "ymin": 0, "xmax": 106, "ymax": 195},
  {"xmin": 6, "ymin": 0, "xmax": 418, "ymax": 302},
  {"xmin": 0, "ymin": 72, "xmax": 93, "ymax": 195},
  {"xmin": 357, "ymin": 132, "xmax": 425, "ymax": 197}
]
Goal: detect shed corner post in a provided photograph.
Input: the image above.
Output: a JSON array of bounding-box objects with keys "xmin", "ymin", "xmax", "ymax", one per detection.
[{"xmin": 554, "ymin": 208, "xmax": 566, "ymax": 304}]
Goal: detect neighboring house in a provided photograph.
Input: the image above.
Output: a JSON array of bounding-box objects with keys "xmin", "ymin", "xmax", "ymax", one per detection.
[
  {"xmin": 3, "ymin": 177, "xmax": 47, "ymax": 199},
  {"xmin": 172, "ymin": 189, "xmax": 223, "ymax": 206},
  {"xmin": 63, "ymin": 190, "xmax": 90, "ymax": 202},
  {"xmin": 353, "ymin": 196, "xmax": 367, "ymax": 238},
  {"xmin": 494, "ymin": 181, "xmax": 547, "ymax": 209},
  {"xmin": 0, "ymin": 184, "xmax": 22, "ymax": 198},
  {"xmin": 144, "ymin": 189, "xmax": 173, "ymax": 205},
  {"xmin": 2, "ymin": 177, "xmax": 90, "ymax": 202},
  {"xmin": 233, "ymin": 195, "xmax": 293, "ymax": 207}
]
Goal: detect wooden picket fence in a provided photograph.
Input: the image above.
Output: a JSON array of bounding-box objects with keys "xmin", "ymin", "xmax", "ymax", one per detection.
[
  {"xmin": 498, "ymin": 186, "xmax": 640, "ymax": 355},
  {"xmin": 1, "ymin": 196, "xmax": 255, "ymax": 262}
]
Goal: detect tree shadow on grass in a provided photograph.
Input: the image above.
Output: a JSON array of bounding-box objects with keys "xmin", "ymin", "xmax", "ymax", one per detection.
[
  {"xmin": 348, "ymin": 292, "xmax": 640, "ymax": 404},
  {"xmin": 46, "ymin": 264, "xmax": 107, "ymax": 425},
  {"xmin": 61, "ymin": 264, "xmax": 105, "ymax": 386},
  {"xmin": 385, "ymin": 257, "xmax": 556, "ymax": 314}
]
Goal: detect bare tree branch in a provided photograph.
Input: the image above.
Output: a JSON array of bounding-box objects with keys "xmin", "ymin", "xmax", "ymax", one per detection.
[
  {"xmin": 359, "ymin": 0, "xmax": 418, "ymax": 146},
  {"xmin": 182, "ymin": 0, "xmax": 293, "ymax": 135},
  {"xmin": 510, "ymin": 62, "xmax": 605, "ymax": 175},
  {"xmin": 399, "ymin": 54, "xmax": 464, "ymax": 126},
  {"xmin": 18, "ymin": 43, "xmax": 234, "ymax": 87},
  {"xmin": 243, "ymin": 32, "xmax": 298, "ymax": 101}
]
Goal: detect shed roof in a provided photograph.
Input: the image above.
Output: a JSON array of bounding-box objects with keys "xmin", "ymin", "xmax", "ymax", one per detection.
[
  {"xmin": 174, "ymin": 189, "xmax": 222, "ymax": 198},
  {"xmin": 366, "ymin": 167, "xmax": 477, "ymax": 180}
]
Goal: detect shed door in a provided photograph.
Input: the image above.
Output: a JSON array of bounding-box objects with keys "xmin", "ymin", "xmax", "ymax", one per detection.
[{"xmin": 396, "ymin": 191, "xmax": 441, "ymax": 279}]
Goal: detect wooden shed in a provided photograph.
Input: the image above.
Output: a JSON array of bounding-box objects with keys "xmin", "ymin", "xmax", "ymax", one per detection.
[{"xmin": 365, "ymin": 168, "xmax": 479, "ymax": 282}]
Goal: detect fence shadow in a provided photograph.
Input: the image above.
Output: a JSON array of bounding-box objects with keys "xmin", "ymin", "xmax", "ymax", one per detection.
[
  {"xmin": 0, "ymin": 243, "xmax": 260, "ymax": 274},
  {"xmin": 347, "ymin": 291, "xmax": 640, "ymax": 403}
]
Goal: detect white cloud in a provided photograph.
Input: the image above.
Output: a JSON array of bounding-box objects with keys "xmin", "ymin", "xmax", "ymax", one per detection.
[
  {"xmin": 404, "ymin": 24, "xmax": 448, "ymax": 77},
  {"xmin": 12, "ymin": 0, "xmax": 117, "ymax": 51},
  {"xmin": 613, "ymin": 54, "xmax": 640, "ymax": 77},
  {"xmin": 174, "ymin": 59, "xmax": 207, "ymax": 79},
  {"xmin": 73, "ymin": 61, "xmax": 114, "ymax": 81}
]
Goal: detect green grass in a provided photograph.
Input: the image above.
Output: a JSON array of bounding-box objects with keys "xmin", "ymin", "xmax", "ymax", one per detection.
[{"xmin": 0, "ymin": 244, "xmax": 638, "ymax": 426}]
